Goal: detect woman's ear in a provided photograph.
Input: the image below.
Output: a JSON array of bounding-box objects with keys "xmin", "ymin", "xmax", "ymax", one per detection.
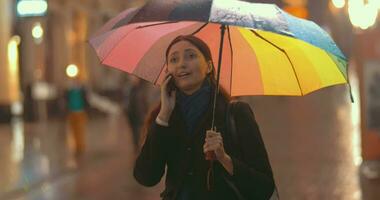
[{"xmin": 207, "ymin": 61, "xmax": 213, "ymax": 73}]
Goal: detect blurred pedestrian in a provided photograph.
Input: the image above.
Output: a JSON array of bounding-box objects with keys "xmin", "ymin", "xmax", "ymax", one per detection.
[
  {"xmin": 133, "ymin": 35, "xmax": 275, "ymax": 200},
  {"xmin": 65, "ymin": 77, "xmax": 88, "ymax": 156},
  {"xmin": 124, "ymin": 76, "xmax": 150, "ymax": 151}
]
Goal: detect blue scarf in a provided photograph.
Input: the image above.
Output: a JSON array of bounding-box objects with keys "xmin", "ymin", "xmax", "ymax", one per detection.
[{"xmin": 176, "ymin": 78, "xmax": 212, "ymax": 135}]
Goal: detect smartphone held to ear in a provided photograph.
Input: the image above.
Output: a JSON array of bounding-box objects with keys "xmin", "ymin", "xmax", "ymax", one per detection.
[{"xmin": 166, "ymin": 75, "xmax": 177, "ymax": 96}]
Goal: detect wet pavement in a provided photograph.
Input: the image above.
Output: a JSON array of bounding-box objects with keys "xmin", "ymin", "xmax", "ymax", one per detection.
[
  {"xmin": 0, "ymin": 116, "xmax": 164, "ymax": 200},
  {"xmin": 1, "ymin": 83, "xmax": 380, "ymax": 199}
]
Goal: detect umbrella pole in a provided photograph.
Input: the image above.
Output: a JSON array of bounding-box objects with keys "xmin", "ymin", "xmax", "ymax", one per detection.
[
  {"xmin": 207, "ymin": 24, "xmax": 226, "ymax": 192},
  {"xmin": 211, "ymin": 24, "xmax": 226, "ymax": 130}
]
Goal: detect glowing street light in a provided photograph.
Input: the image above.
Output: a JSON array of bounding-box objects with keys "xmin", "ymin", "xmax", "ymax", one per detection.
[
  {"xmin": 66, "ymin": 64, "xmax": 79, "ymax": 78},
  {"xmin": 17, "ymin": 0, "xmax": 48, "ymax": 17},
  {"xmin": 31, "ymin": 22, "xmax": 44, "ymax": 44},
  {"xmin": 369, "ymin": 0, "xmax": 380, "ymax": 10},
  {"xmin": 332, "ymin": 0, "xmax": 346, "ymax": 8},
  {"xmin": 348, "ymin": 0, "xmax": 378, "ymax": 30},
  {"xmin": 8, "ymin": 36, "xmax": 21, "ymax": 102},
  {"xmin": 32, "ymin": 22, "xmax": 44, "ymax": 39},
  {"xmin": 8, "ymin": 36, "xmax": 21, "ymax": 72}
]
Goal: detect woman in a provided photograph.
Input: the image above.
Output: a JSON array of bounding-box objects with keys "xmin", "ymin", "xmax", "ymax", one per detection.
[{"xmin": 133, "ymin": 35, "xmax": 275, "ymax": 200}]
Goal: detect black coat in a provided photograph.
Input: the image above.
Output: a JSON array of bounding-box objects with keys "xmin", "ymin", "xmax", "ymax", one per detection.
[{"xmin": 134, "ymin": 93, "xmax": 275, "ymax": 200}]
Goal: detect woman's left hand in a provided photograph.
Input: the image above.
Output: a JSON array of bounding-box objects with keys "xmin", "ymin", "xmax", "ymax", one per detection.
[
  {"xmin": 203, "ymin": 130, "xmax": 226, "ymax": 160},
  {"xmin": 204, "ymin": 130, "xmax": 234, "ymax": 175}
]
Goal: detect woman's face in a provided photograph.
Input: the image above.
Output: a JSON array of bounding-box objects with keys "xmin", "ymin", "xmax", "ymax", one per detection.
[{"xmin": 167, "ymin": 40, "xmax": 210, "ymax": 95}]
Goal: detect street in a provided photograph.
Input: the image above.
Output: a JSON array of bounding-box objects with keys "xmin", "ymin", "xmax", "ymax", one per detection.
[{"xmin": 0, "ymin": 85, "xmax": 379, "ymax": 200}]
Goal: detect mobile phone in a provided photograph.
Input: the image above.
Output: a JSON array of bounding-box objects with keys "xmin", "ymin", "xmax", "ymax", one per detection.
[{"xmin": 166, "ymin": 75, "xmax": 177, "ymax": 96}]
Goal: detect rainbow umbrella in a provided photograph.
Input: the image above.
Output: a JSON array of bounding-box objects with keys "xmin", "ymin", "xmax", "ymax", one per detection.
[{"xmin": 90, "ymin": 0, "xmax": 353, "ymax": 125}]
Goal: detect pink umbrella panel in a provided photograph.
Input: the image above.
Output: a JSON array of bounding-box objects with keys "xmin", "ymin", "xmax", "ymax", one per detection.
[{"xmin": 92, "ymin": 21, "xmax": 265, "ymax": 96}]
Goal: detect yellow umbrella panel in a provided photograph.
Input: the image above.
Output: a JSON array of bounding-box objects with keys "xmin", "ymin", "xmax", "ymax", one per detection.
[{"xmin": 229, "ymin": 27, "xmax": 347, "ymax": 97}]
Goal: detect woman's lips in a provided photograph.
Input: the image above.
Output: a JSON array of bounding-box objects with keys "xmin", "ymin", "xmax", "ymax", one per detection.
[{"xmin": 176, "ymin": 72, "xmax": 191, "ymax": 79}]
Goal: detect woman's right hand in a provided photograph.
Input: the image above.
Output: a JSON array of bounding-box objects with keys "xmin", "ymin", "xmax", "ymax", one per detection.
[{"xmin": 158, "ymin": 75, "xmax": 176, "ymax": 123}]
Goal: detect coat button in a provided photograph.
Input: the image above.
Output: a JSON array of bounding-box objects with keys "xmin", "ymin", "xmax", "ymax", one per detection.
[{"xmin": 187, "ymin": 147, "xmax": 191, "ymax": 151}]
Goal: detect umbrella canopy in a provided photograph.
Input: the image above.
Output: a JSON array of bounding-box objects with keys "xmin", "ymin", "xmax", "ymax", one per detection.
[{"xmin": 90, "ymin": 0, "xmax": 349, "ymax": 97}]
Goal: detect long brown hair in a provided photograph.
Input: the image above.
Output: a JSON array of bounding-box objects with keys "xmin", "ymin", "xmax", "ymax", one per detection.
[{"xmin": 138, "ymin": 35, "xmax": 230, "ymax": 149}]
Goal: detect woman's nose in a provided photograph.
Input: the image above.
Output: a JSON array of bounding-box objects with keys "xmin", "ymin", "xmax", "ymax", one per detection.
[{"xmin": 175, "ymin": 60, "xmax": 186, "ymax": 69}]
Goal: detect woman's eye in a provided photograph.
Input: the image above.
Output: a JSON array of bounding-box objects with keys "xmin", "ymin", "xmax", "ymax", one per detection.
[
  {"xmin": 170, "ymin": 57, "xmax": 178, "ymax": 63},
  {"xmin": 188, "ymin": 53, "xmax": 196, "ymax": 59}
]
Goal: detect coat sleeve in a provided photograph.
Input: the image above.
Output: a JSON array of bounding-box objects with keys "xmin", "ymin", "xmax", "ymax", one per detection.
[
  {"xmin": 133, "ymin": 121, "xmax": 173, "ymax": 187},
  {"xmin": 229, "ymin": 102, "xmax": 275, "ymax": 199}
]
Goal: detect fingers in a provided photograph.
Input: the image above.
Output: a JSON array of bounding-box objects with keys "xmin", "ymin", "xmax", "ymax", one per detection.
[
  {"xmin": 206, "ymin": 130, "xmax": 219, "ymax": 138},
  {"xmin": 161, "ymin": 75, "xmax": 172, "ymax": 92},
  {"xmin": 206, "ymin": 130, "xmax": 222, "ymax": 142},
  {"xmin": 203, "ymin": 143, "xmax": 223, "ymax": 153},
  {"xmin": 205, "ymin": 134, "xmax": 223, "ymax": 143},
  {"xmin": 203, "ymin": 141, "xmax": 223, "ymax": 153},
  {"xmin": 203, "ymin": 131, "xmax": 223, "ymax": 153}
]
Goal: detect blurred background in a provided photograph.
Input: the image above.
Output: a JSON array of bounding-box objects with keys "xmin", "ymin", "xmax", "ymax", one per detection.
[{"xmin": 0, "ymin": 0, "xmax": 380, "ymax": 199}]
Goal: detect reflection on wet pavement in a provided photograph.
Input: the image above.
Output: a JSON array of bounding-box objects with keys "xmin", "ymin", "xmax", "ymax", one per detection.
[{"xmin": 0, "ymin": 115, "xmax": 164, "ymax": 200}]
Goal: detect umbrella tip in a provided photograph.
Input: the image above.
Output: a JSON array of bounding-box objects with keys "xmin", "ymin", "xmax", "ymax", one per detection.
[{"xmin": 348, "ymin": 84, "xmax": 355, "ymax": 103}]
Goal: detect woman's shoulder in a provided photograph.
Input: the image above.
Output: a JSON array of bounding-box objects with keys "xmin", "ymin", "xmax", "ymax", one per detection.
[
  {"xmin": 228, "ymin": 100, "xmax": 256, "ymax": 119},
  {"xmin": 229, "ymin": 100, "xmax": 252, "ymax": 110}
]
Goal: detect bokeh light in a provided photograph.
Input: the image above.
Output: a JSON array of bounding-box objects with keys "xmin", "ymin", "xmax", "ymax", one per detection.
[
  {"xmin": 332, "ymin": 0, "xmax": 346, "ymax": 8},
  {"xmin": 66, "ymin": 64, "xmax": 79, "ymax": 78},
  {"xmin": 348, "ymin": 0, "xmax": 378, "ymax": 29},
  {"xmin": 32, "ymin": 22, "xmax": 44, "ymax": 39}
]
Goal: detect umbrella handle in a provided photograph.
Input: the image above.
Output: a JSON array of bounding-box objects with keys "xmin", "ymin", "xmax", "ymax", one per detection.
[
  {"xmin": 206, "ymin": 127, "xmax": 216, "ymax": 191},
  {"xmin": 205, "ymin": 151, "xmax": 216, "ymax": 161},
  {"xmin": 205, "ymin": 126, "xmax": 217, "ymax": 161}
]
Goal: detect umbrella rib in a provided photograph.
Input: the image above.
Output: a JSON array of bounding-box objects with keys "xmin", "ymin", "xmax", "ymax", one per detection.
[
  {"xmin": 190, "ymin": 22, "xmax": 208, "ymax": 35},
  {"xmin": 136, "ymin": 21, "xmax": 180, "ymax": 29},
  {"xmin": 250, "ymin": 30, "xmax": 303, "ymax": 96},
  {"xmin": 227, "ymin": 26, "xmax": 234, "ymax": 96}
]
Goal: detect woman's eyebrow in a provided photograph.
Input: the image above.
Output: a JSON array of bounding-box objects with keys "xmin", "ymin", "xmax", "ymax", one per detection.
[
  {"xmin": 169, "ymin": 51, "xmax": 179, "ymax": 57},
  {"xmin": 185, "ymin": 48, "xmax": 196, "ymax": 53}
]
